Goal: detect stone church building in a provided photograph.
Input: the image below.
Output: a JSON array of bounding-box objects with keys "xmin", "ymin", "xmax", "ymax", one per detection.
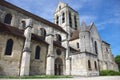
[{"xmin": 0, "ymin": 1, "xmax": 118, "ymax": 76}]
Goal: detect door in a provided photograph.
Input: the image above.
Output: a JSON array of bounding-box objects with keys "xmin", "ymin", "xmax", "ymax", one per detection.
[{"xmin": 54, "ymin": 58, "xmax": 63, "ymax": 75}]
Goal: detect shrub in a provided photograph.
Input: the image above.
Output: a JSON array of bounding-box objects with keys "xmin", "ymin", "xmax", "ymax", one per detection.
[{"xmin": 100, "ymin": 70, "xmax": 120, "ymax": 76}]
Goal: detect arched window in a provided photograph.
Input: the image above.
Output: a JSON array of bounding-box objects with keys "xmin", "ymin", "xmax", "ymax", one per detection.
[
  {"xmin": 77, "ymin": 42, "xmax": 79, "ymax": 48},
  {"xmin": 56, "ymin": 34, "xmax": 62, "ymax": 42},
  {"xmin": 5, "ymin": 39, "xmax": 13, "ymax": 55},
  {"xmin": 40, "ymin": 28, "xmax": 46, "ymax": 39},
  {"xmin": 69, "ymin": 12, "xmax": 72, "ymax": 28},
  {"xmin": 35, "ymin": 45, "xmax": 41, "ymax": 59},
  {"xmin": 95, "ymin": 41, "xmax": 98, "ymax": 54},
  {"xmin": 56, "ymin": 49, "xmax": 61, "ymax": 55},
  {"xmin": 21, "ymin": 21, "xmax": 26, "ymax": 29},
  {"xmin": 62, "ymin": 13, "xmax": 65, "ymax": 23},
  {"xmin": 88, "ymin": 60, "xmax": 91, "ymax": 70},
  {"xmin": 4, "ymin": 13, "xmax": 12, "ymax": 24},
  {"xmin": 56, "ymin": 16, "xmax": 59, "ymax": 25},
  {"xmin": 74, "ymin": 15, "xmax": 77, "ymax": 30},
  {"xmin": 59, "ymin": 6, "xmax": 61, "ymax": 10},
  {"xmin": 94, "ymin": 61, "xmax": 97, "ymax": 70}
]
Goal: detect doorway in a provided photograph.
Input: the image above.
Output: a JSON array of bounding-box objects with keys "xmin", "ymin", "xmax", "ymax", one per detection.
[{"xmin": 54, "ymin": 58, "xmax": 63, "ymax": 75}]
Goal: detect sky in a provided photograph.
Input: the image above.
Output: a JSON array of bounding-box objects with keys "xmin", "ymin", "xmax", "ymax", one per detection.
[{"xmin": 6, "ymin": 0, "xmax": 120, "ymax": 57}]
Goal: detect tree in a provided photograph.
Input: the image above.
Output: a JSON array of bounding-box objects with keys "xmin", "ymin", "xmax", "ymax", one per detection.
[{"xmin": 115, "ymin": 55, "xmax": 120, "ymax": 72}]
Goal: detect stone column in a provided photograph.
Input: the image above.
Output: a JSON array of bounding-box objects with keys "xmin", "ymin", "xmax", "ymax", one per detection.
[
  {"xmin": 62, "ymin": 38, "xmax": 71, "ymax": 75},
  {"xmin": 46, "ymin": 33, "xmax": 55, "ymax": 75},
  {"xmin": 65, "ymin": 57, "xmax": 71, "ymax": 75},
  {"xmin": 20, "ymin": 19, "xmax": 33, "ymax": 76}
]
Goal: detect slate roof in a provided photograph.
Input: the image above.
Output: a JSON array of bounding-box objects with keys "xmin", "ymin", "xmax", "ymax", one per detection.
[
  {"xmin": 53, "ymin": 41, "xmax": 66, "ymax": 50},
  {"xmin": 0, "ymin": 22, "xmax": 49, "ymax": 45},
  {"xmin": 69, "ymin": 46, "xmax": 79, "ymax": 52},
  {"xmin": 70, "ymin": 29, "xmax": 80, "ymax": 41}
]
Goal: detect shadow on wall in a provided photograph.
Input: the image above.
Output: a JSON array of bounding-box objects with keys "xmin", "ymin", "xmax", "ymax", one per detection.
[{"xmin": 0, "ymin": 66, "xmax": 5, "ymax": 76}]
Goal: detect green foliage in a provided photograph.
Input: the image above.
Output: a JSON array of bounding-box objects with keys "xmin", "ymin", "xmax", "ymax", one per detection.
[
  {"xmin": 100, "ymin": 70, "xmax": 120, "ymax": 76},
  {"xmin": 0, "ymin": 75, "xmax": 72, "ymax": 79},
  {"xmin": 115, "ymin": 55, "xmax": 120, "ymax": 71}
]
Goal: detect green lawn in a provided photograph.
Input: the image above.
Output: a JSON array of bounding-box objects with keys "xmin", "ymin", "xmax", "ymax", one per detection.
[{"xmin": 0, "ymin": 75, "xmax": 72, "ymax": 79}]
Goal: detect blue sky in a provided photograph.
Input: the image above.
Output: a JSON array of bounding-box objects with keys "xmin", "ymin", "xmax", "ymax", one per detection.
[{"xmin": 6, "ymin": 0, "xmax": 120, "ymax": 57}]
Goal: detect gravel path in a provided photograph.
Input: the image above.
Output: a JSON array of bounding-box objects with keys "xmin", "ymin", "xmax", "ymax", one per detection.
[{"xmin": 0, "ymin": 76, "xmax": 120, "ymax": 80}]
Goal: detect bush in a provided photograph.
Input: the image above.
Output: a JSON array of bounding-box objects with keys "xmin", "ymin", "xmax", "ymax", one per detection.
[{"xmin": 100, "ymin": 70, "xmax": 120, "ymax": 76}]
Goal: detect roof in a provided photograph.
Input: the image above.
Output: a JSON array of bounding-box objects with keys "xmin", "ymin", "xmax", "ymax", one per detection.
[
  {"xmin": 69, "ymin": 46, "xmax": 79, "ymax": 52},
  {"xmin": 0, "ymin": 0, "xmax": 67, "ymax": 34},
  {"xmin": 69, "ymin": 29, "xmax": 80, "ymax": 41},
  {"xmin": 0, "ymin": 22, "xmax": 49, "ymax": 45},
  {"xmin": 53, "ymin": 41, "xmax": 66, "ymax": 50},
  {"xmin": 102, "ymin": 40, "xmax": 110, "ymax": 45}
]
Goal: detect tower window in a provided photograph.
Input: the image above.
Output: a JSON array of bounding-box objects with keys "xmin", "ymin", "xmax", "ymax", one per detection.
[
  {"xmin": 77, "ymin": 42, "xmax": 79, "ymax": 48},
  {"xmin": 5, "ymin": 39, "xmax": 13, "ymax": 55},
  {"xmin": 35, "ymin": 45, "xmax": 41, "ymax": 59},
  {"xmin": 74, "ymin": 15, "xmax": 77, "ymax": 30},
  {"xmin": 69, "ymin": 12, "xmax": 72, "ymax": 28},
  {"xmin": 95, "ymin": 41, "xmax": 98, "ymax": 54},
  {"xmin": 56, "ymin": 16, "xmax": 59, "ymax": 25},
  {"xmin": 4, "ymin": 13, "xmax": 12, "ymax": 24},
  {"xmin": 88, "ymin": 60, "xmax": 91, "ymax": 70},
  {"xmin": 59, "ymin": 6, "xmax": 61, "ymax": 10},
  {"xmin": 62, "ymin": 13, "xmax": 65, "ymax": 23}
]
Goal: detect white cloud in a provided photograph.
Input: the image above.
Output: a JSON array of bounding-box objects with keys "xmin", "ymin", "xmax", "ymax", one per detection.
[{"xmin": 96, "ymin": 17, "xmax": 120, "ymax": 30}]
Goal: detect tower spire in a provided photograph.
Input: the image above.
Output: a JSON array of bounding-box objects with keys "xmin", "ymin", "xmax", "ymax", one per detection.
[{"xmin": 81, "ymin": 20, "xmax": 87, "ymax": 31}]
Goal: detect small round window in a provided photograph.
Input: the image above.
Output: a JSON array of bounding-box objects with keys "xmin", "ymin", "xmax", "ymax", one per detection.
[{"xmin": 56, "ymin": 49, "xmax": 61, "ymax": 55}]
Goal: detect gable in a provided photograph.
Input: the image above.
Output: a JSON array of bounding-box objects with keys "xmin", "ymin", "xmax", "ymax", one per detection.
[
  {"xmin": 54, "ymin": 2, "xmax": 67, "ymax": 13},
  {"xmin": 89, "ymin": 23, "xmax": 101, "ymax": 40}
]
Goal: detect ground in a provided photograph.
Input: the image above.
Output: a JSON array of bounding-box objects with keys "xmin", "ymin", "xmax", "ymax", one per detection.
[{"xmin": 0, "ymin": 76, "xmax": 120, "ymax": 80}]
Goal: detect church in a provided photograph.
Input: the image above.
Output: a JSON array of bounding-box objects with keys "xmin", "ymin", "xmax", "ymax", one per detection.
[{"xmin": 0, "ymin": 0, "xmax": 118, "ymax": 76}]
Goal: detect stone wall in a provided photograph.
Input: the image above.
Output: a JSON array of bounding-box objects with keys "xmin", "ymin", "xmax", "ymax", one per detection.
[
  {"xmin": 71, "ymin": 53, "xmax": 99, "ymax": 76},
  {"xmin": 29, "ymin": 40, "xmax": 48, "ymax": 75},
  {"xmin": 0, "ymin": 33, "xmax": 24, "ymax": 76},
  {"xmin": 69, "ymin": 39, "xmax": 80, "ymax": 50}
]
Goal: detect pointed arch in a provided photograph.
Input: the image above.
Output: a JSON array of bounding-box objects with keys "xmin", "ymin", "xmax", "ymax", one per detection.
[
  {"xmin": 94, "ymin": 61, "xmax": 97, "ymax": 70},
  {"xmin": 56, "ymin": 34, "xmax": 62, "ymax": 42},
  {"xmin": 56, "ymin": 15, "xmax": 59, "ymax": 25},
  {"xmin": 74, "ymin": 15, "xmax": 77, "ymax": 30},
  {"xmin": 5, "ymin": 39, "xmax": 14, "ymax": 55},
  {"xmin": 54, "ymin": 58, "xmax": 63, "ymax": 75},
  {"xmin": 95, "ymin": 41, "xmax": 98, "ymax": 54},
  {"xmin": 69, "ymin": 12, "xmax": 72, "ymax": 28},
  {"xmin": 21, "ymin": 20, "xmax": 26, "ymax": 29},
  {"xmin": 4, "ymin": 13, "xmax": 12, "ymax": 24},
  {"xmin": 88, "ymin": 60, "xmax": 91, "ymax": 70},
  {"xmin": 62, "ymin": 12, "xmax": 65, "ymax": 23},
  {"xmin": 40, "ymin": 28, "xmax": 46, "ymax": 40},
  {"xmin": 35, "ymin": 45, "xmax": 41, "ymax": 59}
]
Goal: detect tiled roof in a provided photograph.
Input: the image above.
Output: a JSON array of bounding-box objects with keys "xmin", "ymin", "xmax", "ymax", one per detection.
[
  {"xmin": 0, "ymin": 0, "xmax": 67, "ymax": 34},
  {"xmin": 102, "ymin": 40, "xmax": 110, "ymax": 45},
  {"xmin": 69, "ymin": 29, "xmax": 80, "ymax": 41},
  {"xmin": 53, "ymin": 41, "xmax": 66, "ymax": 50},
  {"xmin": 0, "ymin": 22, "xmax": 49, "ymax": 45},
  {"xmin": 69, "ymin": 46, "xmax": 79, "ymax": 52}
]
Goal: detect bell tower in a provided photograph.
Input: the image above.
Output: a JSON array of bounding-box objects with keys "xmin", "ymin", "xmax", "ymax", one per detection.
[{"xmin": 54, "ymin": 2, "xmax": 80, "ymax": 39}]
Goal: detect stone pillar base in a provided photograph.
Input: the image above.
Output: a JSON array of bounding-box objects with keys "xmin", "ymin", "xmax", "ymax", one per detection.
[
  {"xmin": 65, "ymin": 58, "xmax": 71, "ymax": 75},
  {"xmin": 20, "ymin": 51, "xmax": 30, "ymax": 76},
  {"xmin": 46, "ymin": 55, "xmax": 55, "ymax": 75}
]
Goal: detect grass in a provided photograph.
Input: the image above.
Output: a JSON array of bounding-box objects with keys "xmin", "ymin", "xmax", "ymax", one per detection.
[
  {"xmin": 100, "ymin": 70, "xmax": 120, "ymax": 76},
  {"xmin": 0, "ymin": 75, "xmax": 72, "ymax": 79}
]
